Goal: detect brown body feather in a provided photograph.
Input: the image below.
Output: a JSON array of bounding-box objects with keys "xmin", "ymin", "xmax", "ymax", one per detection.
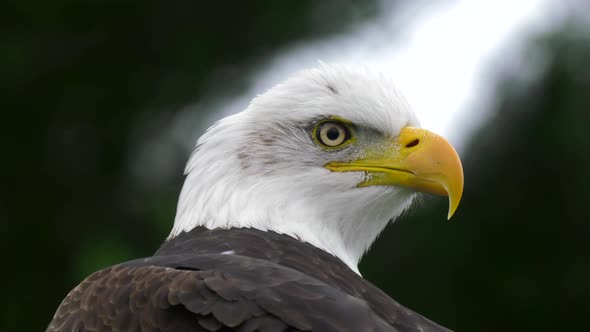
[{"xmin": 48, "ymin": 228, "xmax": 450, "ymax": 332}]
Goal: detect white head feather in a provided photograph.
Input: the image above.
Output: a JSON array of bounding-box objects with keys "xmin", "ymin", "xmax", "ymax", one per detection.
[{"xmin": 171, "ymin": 64, "xmax": 420, "ymax": 274}]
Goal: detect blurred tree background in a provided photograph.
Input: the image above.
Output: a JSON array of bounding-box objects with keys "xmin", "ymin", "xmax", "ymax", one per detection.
[{"xmin": 2, "ymin": 1, "xmax": 589, "ymax": 331}]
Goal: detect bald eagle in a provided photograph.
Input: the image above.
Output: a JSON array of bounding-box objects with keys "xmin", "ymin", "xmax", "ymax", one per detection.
[{"xmin": 48, "ymin": 64, "xmax": 463, "ymax": 332}]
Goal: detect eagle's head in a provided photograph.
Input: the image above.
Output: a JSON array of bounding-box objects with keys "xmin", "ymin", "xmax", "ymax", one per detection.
[{"xmin": 171, "ymin": 64, "xmax": 463, "ymax": 273}]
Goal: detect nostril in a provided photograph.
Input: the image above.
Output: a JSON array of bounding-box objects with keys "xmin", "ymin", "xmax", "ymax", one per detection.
[{"xmin": 405, "ymin": 139, "xmax": 420, "ymax": 148}]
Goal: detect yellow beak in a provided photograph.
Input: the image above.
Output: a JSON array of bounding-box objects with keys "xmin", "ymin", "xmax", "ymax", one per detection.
[{"xmin": 325, "ymin": 127, "xmax": 464, "ymax": 219}]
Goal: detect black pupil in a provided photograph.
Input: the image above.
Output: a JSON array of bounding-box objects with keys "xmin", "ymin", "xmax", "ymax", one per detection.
[{"xmin": 326, "ymin": 126, "xmax": 340, "ymax": 140}]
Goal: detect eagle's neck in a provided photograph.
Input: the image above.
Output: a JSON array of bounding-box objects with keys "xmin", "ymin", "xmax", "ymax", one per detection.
[{"xmin": 171, "ymin": 158, "xmax": 414, "ymax": 274}]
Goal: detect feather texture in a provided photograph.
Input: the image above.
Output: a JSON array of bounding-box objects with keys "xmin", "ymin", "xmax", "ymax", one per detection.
[{"xmin": 48, "ymin": 228, "xmax": 450, "ymax": 332}]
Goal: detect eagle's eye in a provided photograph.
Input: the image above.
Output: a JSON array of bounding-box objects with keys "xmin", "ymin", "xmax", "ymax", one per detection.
[{"xmin": 314, "ymin": 120, "xmax": 353, "ymax": 148}]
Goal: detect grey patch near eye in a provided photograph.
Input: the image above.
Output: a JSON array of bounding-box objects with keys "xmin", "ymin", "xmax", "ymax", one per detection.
[
  {"xmin": 261, "ymin": 137, "xmax": 275, "ymax": 145},
  {"xmin": 326, "ymin": 84, "xmax": 338, "ymax": 94},
  {"xmin": 237, "ymin": 152, "xmax": 248, "ymax": 160},
  {"xmin": 262, "ymin": 159, "xmax": 278, "ymax": 166},
  {"xmin": 237, "ymin": 127, "xmax": 284, "ymax": 172},
  {"xmin": 239, "ymin": 119, "xmax": 350, "ymax": 175},
  {"xmin": 237, "ymin": 151, "xmax": 252, "ymax": 170}
]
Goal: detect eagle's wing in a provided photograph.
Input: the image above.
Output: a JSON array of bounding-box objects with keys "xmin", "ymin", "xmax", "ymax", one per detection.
[{"xmin": 47, "ymin": 253, "xmax": 394, "ymax": 332}]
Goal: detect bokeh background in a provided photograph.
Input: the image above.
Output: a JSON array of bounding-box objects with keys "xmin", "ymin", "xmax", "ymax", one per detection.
[{"xmin": 3, "ymin": 1, "xmax": 590, "ymax": 331}]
